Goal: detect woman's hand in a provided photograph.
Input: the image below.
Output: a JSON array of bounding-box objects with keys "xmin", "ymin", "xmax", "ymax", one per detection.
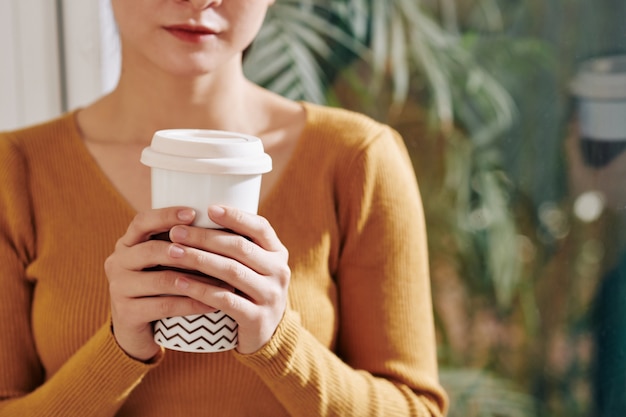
[
  {"xmin": 104, "ymin": 205, "xmax": 290, "ymax": 361},
  {"xmin": 170, "ymin": 205, "xmax": 291, "ymax": 354},
  {"xmin": 105, "ymin": 207, "xmax": 220, "ymax": 361}
]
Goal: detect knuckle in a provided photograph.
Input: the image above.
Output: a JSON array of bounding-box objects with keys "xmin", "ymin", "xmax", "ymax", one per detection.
[
  {"xmin": 199, "ymin": 227, "xmax": 212, "ymax": 242},
  {"xmin": 149, "ymin": 240, "xmax": 164, "ymax": 258},
  {"xmin": 108, "ymin": 275, "xmax": 129, "ymax": 302},
  {"xmin": 280, "ymin": 245, "xmax": 289, "ymax": 261},
  {"xmin": 114, "ymin": 236, "xmax": 126, "ymax": 251},
  {"xmin": 108, "ymin": 278, "xmax": 122, "ymax": 297},
  {"xmin": 187, "ymin": 277, "xmax": 213, "ymax": 301},
  {"xmin": 155, "ymin": 271, "xmax": 175, "ymax": 291},
  {"xmin": 194, "ymin": 252, "xmax": 211, "ymax": 269},
  {"xmin": 226, "ymin": 261, "xmax": 248, "ymax": 281},
  {"xmin": 264, "ymin": 286, "xmax": 282, "ymax": 305},
  {"xmin": 256, "ymin": 216, "xmax": 274, "ymax": 237},
  {"xmin": 185, "ymin": 297, "xmax": 208, "ymax": 313},
  {"xmin": 125, "ymin": 214, "xmax": 146, "ymax": 239},
  {"xmin": 159, "ymin": 208, "xmax": 171, "ymax": 224},
  {"xmin": 230, "ymin": 208, "xmax": 246, "ymax": 225},
  {"xmin": 234, "ymin": 236, "xmax": 255, "ymax": 255},
  {"xmin": 158, "ymin": 299, "xmax": 175, "ymax": 317},
  {"xmin": 257, "ymin": 215, "xmax": 271, "ymax": 229},
  {"xmin": 111, "ymin": 303, "xmax": 129, "ymax": 321},
  {"xmin": 103, "ymin": 255, "xmax": 116, "ymax": 277},
  {"xmin": 198, "ymin": 284, "xmax": 214, "ymax": 302},
  {"xmin": 247, "ymin": 310, "xmax": 264, "ymax": 328},
  {"xmin": 276, "ymin": 265, "xmax": 291, "ymax": 287},
  {"xmin": 132, "ymin": 211, "xmax": 150, "ymax": 228},
  {"xmin": 221, "ymin": 291, "xmax": 243, "ymax": 312}
]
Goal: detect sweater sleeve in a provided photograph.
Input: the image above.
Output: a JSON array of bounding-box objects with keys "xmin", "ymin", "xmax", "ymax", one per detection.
[
  {"xmin": 235, "ymin": 126, "xmax": 448, "ymax": 416},
  {"xmin": 0, "ymin": 135, "xmax": 161, "ymax": 417}
]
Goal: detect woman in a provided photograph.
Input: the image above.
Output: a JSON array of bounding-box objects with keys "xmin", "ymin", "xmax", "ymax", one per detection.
[{"xmin": 0, "ymin": 0, "xmax": 448, "ymax": 415}]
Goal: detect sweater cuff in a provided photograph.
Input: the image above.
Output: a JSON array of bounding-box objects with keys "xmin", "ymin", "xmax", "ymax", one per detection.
[
  {"xmin": 232, "ymin": 309, "xmax": 302, "ymax": 377},
  {"xmin": 89, "ymin": 322, "xmax": 164, "ymax": 383}
]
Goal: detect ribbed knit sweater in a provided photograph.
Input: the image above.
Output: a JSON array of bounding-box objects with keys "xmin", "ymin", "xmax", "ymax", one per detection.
[{"xmin": 0, "ymin": 102, "xmax": 447, "ymax": 416}]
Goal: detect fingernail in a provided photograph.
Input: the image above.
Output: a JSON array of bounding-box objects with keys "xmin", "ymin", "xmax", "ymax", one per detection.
[
  {"xmin": 170, "ymin": 226, "xmax": 188, "ymax": 241},
  {"xmin": 208, "ymin": 206, "xmax": 225, "ymax": 217},
  {"xmin": 168, "ymin": 244, "xmax": 184, "ymax": 258},
  {"xmin": 177, "ymin": 209, "xmax": 195, "ymax": 222},
  {"xmin": 175, "ymin": 277, "xmax": 189, "ymax": 289}
]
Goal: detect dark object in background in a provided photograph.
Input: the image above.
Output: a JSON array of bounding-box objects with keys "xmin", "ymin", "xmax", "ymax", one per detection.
[
  {"xmin": 592, "ymin": 253, "xmax": 626, "ymax": 417},
  {"xmin": 571, "ymin": 55, "xmax": 626, "ymax": 169},
  {"xmin": 579, "ymin": 138, "xmax": 626, "ymax": 167}
]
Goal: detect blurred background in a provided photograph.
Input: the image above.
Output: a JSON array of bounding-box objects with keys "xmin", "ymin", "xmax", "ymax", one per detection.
[{"xmin": 2, "ymin": 1, "xmax": 625, "ymax": 416}]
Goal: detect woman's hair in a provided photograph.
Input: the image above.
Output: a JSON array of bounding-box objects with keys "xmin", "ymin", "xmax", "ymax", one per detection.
[{"xmin": 242, "ymin": 43, "xmax": 253, "ymax": 62}]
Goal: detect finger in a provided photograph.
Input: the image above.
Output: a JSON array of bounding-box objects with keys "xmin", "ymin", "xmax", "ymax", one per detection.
[
  {"xmin": 172, "ymin": 243, "xmax": 288, "ymax": 310},
  {"xmin": 174, "ymin": 276, "xmax": 255, "ymax": 322},
  {"xmin": 108, "ymin": 267, "xmax": 192, "ymax": 299},
  {"xmin": 168, "ymin": 223, "xmax": 290, "ymax": 299},
  {"xmin": 173, "ymin": 275, "xmax": 287, "ymax": 355},
  {"xmin": 169, "ymin": 225, "xmax": 273, "ymax": 275},
  {"xmin": 108, "ymin": 243, "xmax": 237, "ymax": 293},
  {"xmin": 207, "ymin": 206, "xmax": 283, "ymax": 252},
  {"xmin": 162, "ymin": 242, "xmax": 266, "ymax": 300},
  {"xmin": 108, "ymin": 238, "xmax": 173, "ymax": 272},
  {"xmin": 119, "ymin": 207, "xmax": 196, "ymax": 248},
  {"xmin": 113, "ymin": 293, "xmax": 218, "ymax": 324},
  {"xmin": 109, "ymin": 236, "xmax": 201, "ymax": 275}
]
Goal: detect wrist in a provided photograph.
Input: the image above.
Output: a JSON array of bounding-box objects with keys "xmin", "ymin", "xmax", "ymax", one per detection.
[{"xmin": 110, "ymin": 321, "xmax": 164, "ymax": 363}]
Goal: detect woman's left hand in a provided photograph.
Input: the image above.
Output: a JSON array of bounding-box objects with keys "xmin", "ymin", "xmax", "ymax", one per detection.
[{"xmin": 169, "ymin": 205, "xmax": 290, "ymax": 354}]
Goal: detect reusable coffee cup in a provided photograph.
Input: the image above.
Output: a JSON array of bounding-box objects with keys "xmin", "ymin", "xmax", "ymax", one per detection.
[
  {"xmin": 570, "ymin": 55, "xmax": 626, "ymax": 167},
  {"xmin": 140, "ymin": 129, "xmax": 272, "ymax": 352}
]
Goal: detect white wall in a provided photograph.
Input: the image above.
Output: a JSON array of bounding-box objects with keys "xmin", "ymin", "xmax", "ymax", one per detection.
[
  {"xmin": 61, "ymin": 0, "xmax": 120, "ymax": 111},
  {"xmin": 0, "ymin": 0, "xmax": 120, "ymax": 131},
  {"xmin": 0, "ymin": 0, "xmax": 63, "ymax": 130}
]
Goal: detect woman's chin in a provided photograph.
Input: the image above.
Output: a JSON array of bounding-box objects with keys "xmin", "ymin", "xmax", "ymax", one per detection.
[{"xmin": 165, "ymin": 54, "xmax": 240, "ymax": 79}]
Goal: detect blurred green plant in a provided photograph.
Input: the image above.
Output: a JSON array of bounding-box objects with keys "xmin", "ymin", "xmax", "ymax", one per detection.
[
  {"xmin": 245, "ymin": 0, "xmax": 525, "ymax": 309},
  {"xmin": 244, "ymin": 1, "xmax": 625, "ymax": 416},
  {"xmin": 440, "ymin": 369, "xmax": 537, "ymax": 417},
  {"xmin": 243, "ymin": 1, "xmax": 534, "ymax": 415}
]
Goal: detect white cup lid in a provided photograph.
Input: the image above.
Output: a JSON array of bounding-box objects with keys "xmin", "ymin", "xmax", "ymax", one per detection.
[
  {"xmin": 571, "ymin": 55, "xmax": 626, "ymax": 100},
  {"xmin": 141, "ymin": 129, "xmax": 272, "ymax": 174}
]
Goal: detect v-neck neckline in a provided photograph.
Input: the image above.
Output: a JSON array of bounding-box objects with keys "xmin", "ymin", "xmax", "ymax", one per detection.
[{"xmin": 65, "ymin": 102, "xmax": 315, "ymax": 217}]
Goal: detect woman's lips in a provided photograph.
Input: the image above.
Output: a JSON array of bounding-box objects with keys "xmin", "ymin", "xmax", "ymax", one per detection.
[{"xmin": 164, "ymin": 24, "xmax": 218, "ymax": 43}]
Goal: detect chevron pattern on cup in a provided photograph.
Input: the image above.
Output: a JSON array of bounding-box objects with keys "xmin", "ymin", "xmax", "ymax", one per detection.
[{"xmin": 154, "ymin": 311, "xmax": 238, "ymax": 352}]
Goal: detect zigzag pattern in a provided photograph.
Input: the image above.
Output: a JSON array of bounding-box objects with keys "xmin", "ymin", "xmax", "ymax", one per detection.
[{"xmin": 154, "ymin": 311, "xmax": 238, "ymax": 352}]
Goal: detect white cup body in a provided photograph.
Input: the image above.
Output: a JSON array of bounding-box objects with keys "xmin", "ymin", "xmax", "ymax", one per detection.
[
  {"xmin": 150, "ymin": 170, "xmax": 260, "ymax": 352},
  {"xmin": 151, "ymin": 168, "xmax": 262, "ymax": 229},
  {"xmin": 571, "ymin": 55, "xmax": 626, "ymax": 142},
  {"xmin": 578, "ymin": 99, "xmax": 626, "ymax": 141}
]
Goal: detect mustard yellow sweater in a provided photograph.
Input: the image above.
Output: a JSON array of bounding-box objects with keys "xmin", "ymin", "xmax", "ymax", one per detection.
[{"xmin": 0, "ymin": 102, "xmax": 447, "ymax": 416}]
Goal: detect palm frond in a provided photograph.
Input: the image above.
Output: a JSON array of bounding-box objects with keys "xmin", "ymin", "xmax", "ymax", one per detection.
[
  {"xmin": 247, "ymin": 0, "xmax": 523, "ymax": 309},
  {"xmin": 244, "ymin": 1, "xmax": 365, "ymax": 102},
  {"xmin": 440, "ymin": 369, "xmax": 538, "ymax": 417}
]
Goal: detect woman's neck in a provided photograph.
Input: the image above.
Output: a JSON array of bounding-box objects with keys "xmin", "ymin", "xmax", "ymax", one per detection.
[{"xmin": 80, "ymin": 59, "xmax": 263, "ymax": 145}]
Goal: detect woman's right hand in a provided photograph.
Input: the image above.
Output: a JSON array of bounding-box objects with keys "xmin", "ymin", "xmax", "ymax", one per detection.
[{"xmin": 104, "ymin": 207, "xmax": 219, "ymax": 362}]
